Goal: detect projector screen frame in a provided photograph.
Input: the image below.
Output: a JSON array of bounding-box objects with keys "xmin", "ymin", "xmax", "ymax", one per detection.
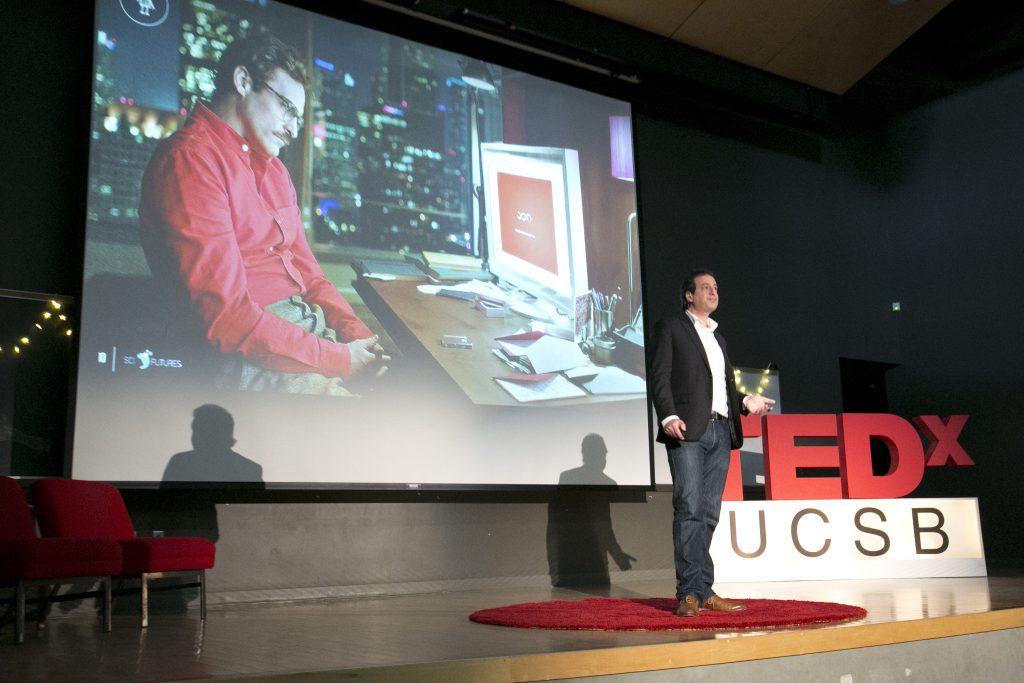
[{"xmin": 69, "ymin": 0, "xmax": 654, "ymax": 491}]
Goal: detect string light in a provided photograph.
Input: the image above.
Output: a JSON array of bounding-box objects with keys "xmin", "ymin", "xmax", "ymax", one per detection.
[
  {"xmin": 734, "ymin": 364, "xmax": 774, "ymax": 396},
  {"xmin": 0, "ymin": 298, "xmax": 74, "ymax": 359}
]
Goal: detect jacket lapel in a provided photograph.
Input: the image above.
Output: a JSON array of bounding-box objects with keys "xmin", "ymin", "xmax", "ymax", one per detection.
[{"xmin": 681, "ymin": 316, "xmax": 712, "ymax": 373}]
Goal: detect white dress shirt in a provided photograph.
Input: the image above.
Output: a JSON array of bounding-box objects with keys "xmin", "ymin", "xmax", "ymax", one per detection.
[
  {"xmin": 686, "ymin": 310, "xmax": 729, "ymax": 418},
  {"xmin": 660, "ymin": 310, "xmax": 742, "ymax": 428}
]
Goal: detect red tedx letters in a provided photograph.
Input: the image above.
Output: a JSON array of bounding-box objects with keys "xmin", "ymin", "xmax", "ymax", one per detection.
[{"xmin": 724, "ymin": 414, "xmax": 970, "ymax": 501}]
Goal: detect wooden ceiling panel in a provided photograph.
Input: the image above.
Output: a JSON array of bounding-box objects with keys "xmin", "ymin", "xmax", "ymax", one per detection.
[
  {"xmin": 764, "ymin": 0, "xmax": 952, "ymax": 94},
  {"xmin": 557, "ymin": 0, "xmax": 953, "ymax": 95},
  {"xmin": 671, "ymin": 0, "xmax": 829, "ymax": 69},
  {"xmin": 562, "ymin": 0, "xmax": 704, "ymax": 38}
]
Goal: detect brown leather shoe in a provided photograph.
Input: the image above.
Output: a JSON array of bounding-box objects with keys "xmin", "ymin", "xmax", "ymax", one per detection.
[
  {"xmin": 701, "ymin": 595, "xmax": 746, "ymax": 611},
  {"xmin": 675, "ymin": 595, "xmax": 700, "ymax": 617}
]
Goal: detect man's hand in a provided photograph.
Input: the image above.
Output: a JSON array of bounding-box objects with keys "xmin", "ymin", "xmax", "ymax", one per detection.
[
  {"xmin": 347, "ymin": 336, "xmax": 385, "ymax": 376},
  {"xmin": 663, "ymin": 418, "xmax": 687, "ymax": 440},
  {"xmin": 745, "ymin": 395, "xmax": 776, "ymax": 416}
]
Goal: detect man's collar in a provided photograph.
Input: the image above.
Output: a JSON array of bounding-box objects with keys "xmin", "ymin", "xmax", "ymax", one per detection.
[
  {"xmin": 685, "ymin": 308, "xmax": 718, "ymax": 332},
  {"xmin": 191, "ymin": 102, "xmax": 271, "ymax": 164}
]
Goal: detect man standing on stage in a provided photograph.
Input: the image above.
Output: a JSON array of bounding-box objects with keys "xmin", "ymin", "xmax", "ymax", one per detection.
[
  {"xmin": 140, "ymin": 34, "xmax": 382, "ymax": 395},
  {"xmin": 650, "ymin": 269, "xmax": 775, "ymax": 617}
]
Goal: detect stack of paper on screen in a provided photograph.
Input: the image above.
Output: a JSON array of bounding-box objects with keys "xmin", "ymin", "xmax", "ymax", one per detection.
[
  {"xmin": 495, "ymin": 332, "xmax": 588, "ymax": 373},
  {"xmin": 492, "ymin": 331, "xmax": 646, "ymax": 402},
  {"xmin": 494, "ymin": 373, "xmax": 586, "ymax": 402},
  {"xmin": 580, "ymin": 365, "xmax": 647, "ymax": 394}
]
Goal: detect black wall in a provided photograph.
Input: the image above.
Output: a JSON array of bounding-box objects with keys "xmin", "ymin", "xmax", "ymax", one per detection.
[
  {"xmin": 2, "ymin": 2, "xmax": 92, "ymax": 298},
  {"xmin": 634, "ymin": 75, "xmax": 1024, "ymax": 564},
  {"xmin": 2, "ymin": 1, "xmax": 1020, "ymax": 577},
  {"xmin": 880, "ymin": 79, "xmax": 1024, "ymax": 563}
]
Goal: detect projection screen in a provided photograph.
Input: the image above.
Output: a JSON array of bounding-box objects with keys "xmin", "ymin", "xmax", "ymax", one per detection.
[{"xmin": 73, "ymin": 0, "xmax": 649, "ymax": 487}]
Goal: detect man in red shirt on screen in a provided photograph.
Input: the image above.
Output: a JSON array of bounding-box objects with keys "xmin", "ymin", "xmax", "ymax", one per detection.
[{"xmin": 140, "ymin": 34, "xmax": 382, "ymax": 395}]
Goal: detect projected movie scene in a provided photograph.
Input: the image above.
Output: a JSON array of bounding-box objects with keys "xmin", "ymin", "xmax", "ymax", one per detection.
[{"xmin": 75, "ymin": 0, "xmax": 647, "ymax": 487}]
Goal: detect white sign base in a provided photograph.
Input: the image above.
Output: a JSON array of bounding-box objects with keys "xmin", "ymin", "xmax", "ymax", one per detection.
[{"xmin": 710, "ymin": 498, "xmax": 986, "ymax": 582}]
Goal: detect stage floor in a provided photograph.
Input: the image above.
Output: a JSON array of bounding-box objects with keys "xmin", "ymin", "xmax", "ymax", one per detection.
[{"xmin": 3, "ymin": 575, "xmax": 1023, "ymax": 682}]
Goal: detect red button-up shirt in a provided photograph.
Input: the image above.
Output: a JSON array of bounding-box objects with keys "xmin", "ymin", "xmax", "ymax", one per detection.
[{"xmin": 140, "ymin": 103, "xmax": 371, "ymax": 378}]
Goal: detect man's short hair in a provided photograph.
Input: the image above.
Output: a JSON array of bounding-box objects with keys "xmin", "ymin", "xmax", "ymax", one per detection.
[
  {"xmin": 212, "ymin": 34, "xmax": 310, "ymax": 102},
  {"xmin": 680, "ymin": 269, "xmax": 715, "ymax": 309}
]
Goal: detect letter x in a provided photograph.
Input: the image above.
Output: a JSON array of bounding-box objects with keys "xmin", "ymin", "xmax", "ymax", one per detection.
[{"xmin": 913, "ymin": 415, "xmax": 974, "ymax": 467}]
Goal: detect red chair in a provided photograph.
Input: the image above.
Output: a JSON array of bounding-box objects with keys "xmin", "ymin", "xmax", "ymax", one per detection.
[
  {"xmin": 31, "ymin": 479, "xmax": 216, "ymax": 628},
  {"xmin": 0, "ymin": 476, "xmax": 121, "ymax": 644}
]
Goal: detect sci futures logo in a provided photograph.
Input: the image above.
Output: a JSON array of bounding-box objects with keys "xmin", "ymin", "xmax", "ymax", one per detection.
[{"xmin": 121, "ymin": 349, "xmax": 183, "ymax": 370}]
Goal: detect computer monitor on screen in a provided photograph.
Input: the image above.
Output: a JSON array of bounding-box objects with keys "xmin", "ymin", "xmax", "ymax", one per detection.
[{"xmin": 480, "ymin": 143, "xmax": 588, "ymax": 324}]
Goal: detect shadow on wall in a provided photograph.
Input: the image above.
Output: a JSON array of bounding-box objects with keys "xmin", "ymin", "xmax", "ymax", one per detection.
[
  {"xmin": 162, "ymin": 404, "xmax": 265, "ymax": 489},
  {"xmin": 546, "ymin": 433, "xmax": 636, "ymax": 594},
  {"xmin": 54, "ymin": 405, "xmax": 264, "ymax": 620},
  {"xmin": 142, "ymin": 404, "xmax": 265, "ymax": 614}
]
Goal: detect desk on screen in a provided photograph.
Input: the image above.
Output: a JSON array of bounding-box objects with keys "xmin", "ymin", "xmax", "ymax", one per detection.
[{"xmin": 354, "ymin": 277, "xmax": 645, "ymax": 407}]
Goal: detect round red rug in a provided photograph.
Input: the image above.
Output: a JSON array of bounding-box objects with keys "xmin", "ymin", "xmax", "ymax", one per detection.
[{"xmin": 469, "ymin": 598, "xmax": 866, "ymax": 631}]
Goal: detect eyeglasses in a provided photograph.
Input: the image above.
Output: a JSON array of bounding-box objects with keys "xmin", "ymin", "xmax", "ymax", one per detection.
[{"xmin": 262, "ymin": 83, "xmax": 302, "ymax": 128}]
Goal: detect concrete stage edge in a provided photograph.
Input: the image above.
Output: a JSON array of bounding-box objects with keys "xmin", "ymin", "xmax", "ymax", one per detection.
[{"xmin": 2, "ymin": 575, "xmax": 1022, "ymax": 682}]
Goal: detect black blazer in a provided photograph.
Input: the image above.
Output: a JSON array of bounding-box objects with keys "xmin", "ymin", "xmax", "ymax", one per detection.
[{"xmin": 649, "ymin": 313, "xmax": 744, "ymax": 450}]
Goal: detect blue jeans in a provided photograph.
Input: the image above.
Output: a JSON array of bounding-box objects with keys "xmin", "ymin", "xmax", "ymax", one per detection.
[{"xmin": 666, "ymin": 419, "xmax": 731, "ymax": 603}]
